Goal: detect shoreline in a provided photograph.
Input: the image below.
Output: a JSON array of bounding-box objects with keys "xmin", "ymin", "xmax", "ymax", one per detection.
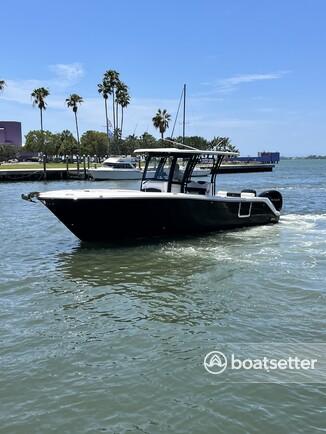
[{"xmin": 0, "ymin": 163, "xmax": 275, "ymax": 182}]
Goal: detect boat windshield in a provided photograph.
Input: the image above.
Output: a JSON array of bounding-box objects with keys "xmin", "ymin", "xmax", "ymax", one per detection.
[
  {"xmin": 103, "ymin": 162, "xmax": 136, "ymax": 169},
  {"xmin": 144, "ymin": 156, "xmax": 191, "ymax": 181},
  {"xmin": 140, "ymin": 152, "xmax": 226, "ymax": 195}
]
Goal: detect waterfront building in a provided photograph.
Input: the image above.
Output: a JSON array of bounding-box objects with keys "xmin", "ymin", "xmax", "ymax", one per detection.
[{"xmin": 0, "ymin": 121, "xmax": 22, "ymax": 146}]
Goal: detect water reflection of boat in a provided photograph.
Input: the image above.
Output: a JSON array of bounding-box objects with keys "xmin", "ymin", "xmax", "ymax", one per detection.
[
  {"xmin": 54, "ymin": 242, "xmax": 236, "ymax": 324},
  {"xmin": 23, "ymin": 147, "xmax": 282, "ymax": 242},
  {"xmin": 56, "ymin": 243, "xmax": 206, "ymax": 289}
]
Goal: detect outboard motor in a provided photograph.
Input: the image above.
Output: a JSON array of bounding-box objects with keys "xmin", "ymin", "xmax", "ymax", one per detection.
[{"xmin": 259, "ymin": 190, "xmax": 283, "ymax": 211}]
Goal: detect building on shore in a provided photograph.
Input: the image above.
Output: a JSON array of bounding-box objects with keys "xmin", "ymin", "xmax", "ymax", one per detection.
[
  {"xmin": 233, "ymin": 152, "xmax": 280, "ymax": 164},
  {"xmin": 0, "ymin": 121, "xmax": 22, "ymax": 147}
]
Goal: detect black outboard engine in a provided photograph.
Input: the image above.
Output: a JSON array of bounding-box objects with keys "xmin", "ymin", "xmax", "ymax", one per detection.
[{"xmin": 258, "ymin": 190, "xmax": 283, "ymax": 211}]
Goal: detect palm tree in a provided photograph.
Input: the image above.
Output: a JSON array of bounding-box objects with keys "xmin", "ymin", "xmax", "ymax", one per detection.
[
  {"xmin": 104, "ymin": 70, "xmax": 120, "ymax": 132},
  {"xmin": 210, "ymin": 136, "xmax": 239, "ymax": 153},
  {"xmin": 31, "ymin": 87, "xmax": 50, "ymax": 132},
  {"xmin": 0, "ymin": 80, "xmax": 6, "ymax": 92},
  {"xmin": 152, "ymin": 109, "xmax": 171, "ymax": 140},
  {"xmin": 116, "ymin": 82, "xmax": 130, "ymax": 136},
  {"xmin": 65, "ymin": 94, "xmax": 83, "ymax": 149},
  {"xmin": 97, "ymin": 78, "xmax": 112, "ymax": 138}
]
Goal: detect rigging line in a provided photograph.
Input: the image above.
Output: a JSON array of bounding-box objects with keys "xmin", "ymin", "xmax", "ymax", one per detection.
[
  {"xmin": 171, "ymin": 86, "xmax": 184, "ymax": 138},
  {"xmin": 133, "ymin": 123, "xmax": 138, "ymax": 135},
  {"xmin": 182, "ymin": 83, "xmax": 186, "ymax": 143},
  {"xmin": 164, "ymin": 138, "xmax": 198, "ymax": 150}
]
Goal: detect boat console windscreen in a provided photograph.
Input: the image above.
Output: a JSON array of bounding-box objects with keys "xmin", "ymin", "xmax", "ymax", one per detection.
[
  {"xmin": 143, "ymin": 156, "xmax": 191, "ymax": 181},
  {"xmin": 145, "ymin": 156, "xmax": 171, "ymax": 181}
]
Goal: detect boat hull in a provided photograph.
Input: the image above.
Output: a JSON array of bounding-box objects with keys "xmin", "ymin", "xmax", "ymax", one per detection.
[
  {"xmin": 87, "ymin": 169, "xmax": 142, "ymax": 180},
  {"xmin": 40, "ymin": 196, "xmax": 279, "ymax": 242}
]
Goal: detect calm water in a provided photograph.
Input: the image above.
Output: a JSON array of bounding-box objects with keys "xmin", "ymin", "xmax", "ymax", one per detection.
[{"xmin": 1, "ymin": 160, "xmax": 326, "ymax": 433}]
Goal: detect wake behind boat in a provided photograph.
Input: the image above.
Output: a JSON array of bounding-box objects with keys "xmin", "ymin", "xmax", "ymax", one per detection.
[{"xmin": 22, "ymin": 148, "xmax": 283, "ymax": 242}]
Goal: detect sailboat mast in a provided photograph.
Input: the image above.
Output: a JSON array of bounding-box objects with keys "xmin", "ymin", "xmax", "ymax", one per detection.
[{"xmin": 182, "ymin": 83, "xmax": 186, "ymax": 144}]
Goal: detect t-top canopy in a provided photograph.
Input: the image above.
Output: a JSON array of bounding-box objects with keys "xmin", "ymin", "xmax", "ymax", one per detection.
[{"xmin": 134, "ymin": 147, "xmax": 239, "ymax": 157}]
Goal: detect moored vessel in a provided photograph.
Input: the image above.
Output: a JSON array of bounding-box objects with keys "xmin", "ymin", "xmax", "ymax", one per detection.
[{"xmin": 87, "ymin": 156, "xmax": 142, "ymax": 180}]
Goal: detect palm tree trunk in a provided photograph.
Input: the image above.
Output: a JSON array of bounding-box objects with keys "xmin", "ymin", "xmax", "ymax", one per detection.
[
  {"xmin": 40, "ymin": 108, "xmax": 46, "ymax": 179},
  {"xmin": 74, "ymin": 111, "xmax": 80, "ymax": 174},
  {"xmin": 74, "ymin": 111, "xmax": 80, "ymax": 148},
  {"xmin": 40, "ymin": 108, "xmax": 43, "ymax": 132},
  {"xmin": 40, "ymin": 108, "xmax": 44, "ymax": 152},
  {"xmin": 112, "ymin": 89, "xmax": 116, "ymax": 131},
  {"xmin": 121, "ymin": 107, "xmax": 124, "ymax": 136},
  {"xmin": 116, "ymin": 101, "xmax": 119, "ymax": 133},
  {"xmin": 104, "ymin": 98, "xmax": 109, "ymax": 138}
]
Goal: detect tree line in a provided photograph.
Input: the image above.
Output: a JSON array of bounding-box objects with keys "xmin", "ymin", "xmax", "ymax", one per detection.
[{"xmin": 23, "ymin": 129, "xmax": 238, "ymax": 157}]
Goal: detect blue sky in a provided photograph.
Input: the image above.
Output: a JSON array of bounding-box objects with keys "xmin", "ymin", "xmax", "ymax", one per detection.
[{"xmin": 1, "ymin": 0, "xmax": 326, "ymax": 156}]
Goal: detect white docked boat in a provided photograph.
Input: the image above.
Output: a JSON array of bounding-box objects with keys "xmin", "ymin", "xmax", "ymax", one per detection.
[
  {"xmin": 87, "ymin": 156, "xmax": 142, "ymax": 180},
  {"xmin": 187, "ymin": 167, "xmax": 210, "ymax": 177}
]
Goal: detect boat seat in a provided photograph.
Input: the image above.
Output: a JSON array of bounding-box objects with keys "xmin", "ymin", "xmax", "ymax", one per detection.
[
  {"xmin": 141, "ymin": 180, "xmax": 167, "ymax": 192},
  {"xmin": 186, "ymin": 181, "xmax": 210, "ymax": 195},
  {"xmin": 142, "ymin": 187, "xmax": 161, "ymax": 192},
  {"xmin": 226, "ymin": 192, "xmax": 241, "ymax": 197},
  {"xmin": 241, "ymin": 189, "xmax": 256, "ymax": 196}
]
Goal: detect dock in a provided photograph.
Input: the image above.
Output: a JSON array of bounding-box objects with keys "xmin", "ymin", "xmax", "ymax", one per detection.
[
  {"xmin": 0, "ymin": 168, "xmax": 86, "ymax": 182},
  {"xmin": 0, "ymin": 163, "xmax": 275, "ymax": 182},
  {"xmin": 218, "ymin": 163, "xmax": 274, "ymax": 174}
]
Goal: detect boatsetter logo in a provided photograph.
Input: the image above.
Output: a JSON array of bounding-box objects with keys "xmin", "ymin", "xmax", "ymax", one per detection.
[
  {"xmin": 203, "ymin": 344, "xmax": 326, "ymax": 383},
  {"xmin": 203, "ymin": 351, "xmax": 228, "ymax": 375}
]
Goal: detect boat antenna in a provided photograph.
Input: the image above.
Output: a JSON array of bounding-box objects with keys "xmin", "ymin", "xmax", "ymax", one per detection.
[
  {"xmin": 182, "ymin": 83, "xmax": 186, "ymax": 144},
  {"xmin": 133, "ymin": 123, "xmax": 138, "ymax": 135},
  {"xmin": 171, "ymin": 86, "xmax": 184, "ymax": 138},
  {"xmin": 164, "ymin": 138, "xmax": 199, "ymax": 151}
]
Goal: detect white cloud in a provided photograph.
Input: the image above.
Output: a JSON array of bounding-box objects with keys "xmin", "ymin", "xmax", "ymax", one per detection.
[
  {"xmin": 49, "ymin": 63, "xmax": 84, "ymax": 83},
  {"xmin": 0, "ymin": 63, "xmax": 85, "ymax": 106},
  {"xmin": 1, "ymin": 79, "xmax": 43, "ymax": 104},
  {"xmin": 201, "ymin": 71, "xmax": 290, "ymax": 94},
  {"xmin": 220, "ymin": 72, "xmax": 282, "ymax": 88}
]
